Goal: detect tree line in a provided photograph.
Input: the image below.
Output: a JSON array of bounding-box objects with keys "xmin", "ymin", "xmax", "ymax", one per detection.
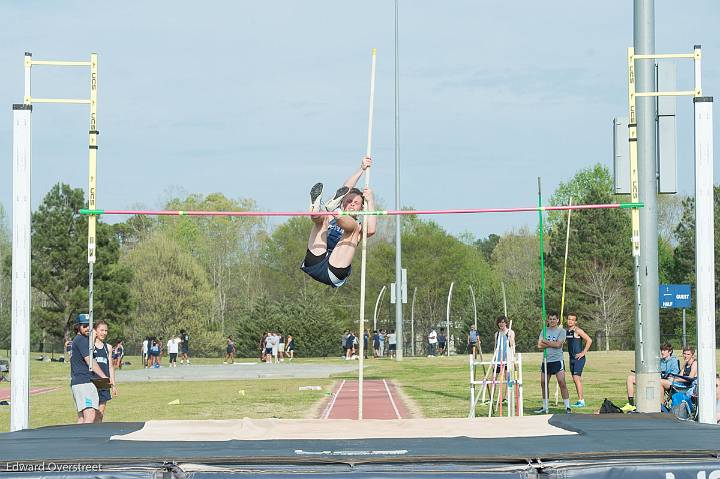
[{"xmin": 0, "ymin": 164, "xmax": 717, "ymax": 357}]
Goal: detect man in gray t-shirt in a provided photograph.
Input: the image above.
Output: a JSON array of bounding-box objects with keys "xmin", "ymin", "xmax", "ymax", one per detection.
[{"xmin": 535, "ymin": 312, "xmax": 570, "ymax": 414}]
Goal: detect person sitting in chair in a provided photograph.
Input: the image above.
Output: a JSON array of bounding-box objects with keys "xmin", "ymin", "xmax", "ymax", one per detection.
[{"xmin": 662, "ymin": 345, "xmax": 697, "ymax": 394}]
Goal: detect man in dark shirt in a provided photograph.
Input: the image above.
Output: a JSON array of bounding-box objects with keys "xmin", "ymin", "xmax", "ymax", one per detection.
[{"xmin": 70, "ymin": 314, "xmax": 109, "ymax": 424}]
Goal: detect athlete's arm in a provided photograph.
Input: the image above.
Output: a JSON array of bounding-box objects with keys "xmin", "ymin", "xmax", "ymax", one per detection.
[
  {"xmin": 575, "ymin": 327, "xmax": 592, "ymax": 359},
  {"xmin": 83, "ymin": 355, "xmax": 108, "ymax": 379},
  {"xmin": 108, "ymin": 345, "xmax": 118, "ymax": 395},
  {"xmin": 363, "ymin": 187, "xmax": 376, "ymax": 237},
  {"xmin": 343, "ymin": 157, "xmax": 372, "ymax": 189}
]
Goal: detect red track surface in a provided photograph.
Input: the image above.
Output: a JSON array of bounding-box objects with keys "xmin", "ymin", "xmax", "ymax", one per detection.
[
  {"xmin": 0, "ymin": 387, "xmax": 59, "ymax": 401},
  {"xmin": 321, "ymin": 379, "xmax": 410, "ymax": 420}
]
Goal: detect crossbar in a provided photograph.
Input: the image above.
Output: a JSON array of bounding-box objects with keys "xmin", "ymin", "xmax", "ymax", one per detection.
[{"xmin": 79, "ymin": 202, "xmax": 643, "ymax": 218}]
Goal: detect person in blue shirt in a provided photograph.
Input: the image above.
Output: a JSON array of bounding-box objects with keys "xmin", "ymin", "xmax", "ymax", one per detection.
[
  {"xmin": 301, "ymin": 156, "xmax": 376, "ymax": 288},
  {"xmin": 624, "ymin": 342, "xmax": 680, "ymax": 410}
]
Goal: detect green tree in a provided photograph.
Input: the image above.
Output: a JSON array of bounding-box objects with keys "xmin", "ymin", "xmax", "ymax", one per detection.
[
  {"xmin": 124, "ymin": 230, "xmax": 219, "ymax": 354},
  {"xmin": 30, "ymin": 183, "xmax": 132, "ymax": 341},
  {"xmin": 0, "ymin": 204, "xmax": 10, "ymax": 349},
  {"xmin": 545, "ymin": 165, "xmax": 633, "ymax": 344},
  {"xmin": 162, "ymin": 193, "xmax": 267, "ymax": 335}
]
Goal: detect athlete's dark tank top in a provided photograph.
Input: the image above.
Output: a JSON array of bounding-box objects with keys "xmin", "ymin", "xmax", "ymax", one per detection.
[
  {"xmin": 93, "ymin": 342, "xmax": 110, "ymax": 378},
  {"xmin": 566, "ymin": 328, "xmax": 583, "ymax": 356}
]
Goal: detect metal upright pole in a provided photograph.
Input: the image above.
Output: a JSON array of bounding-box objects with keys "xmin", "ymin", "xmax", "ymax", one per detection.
[
  {"xmin": 693, "ymin": 95, "xmax": 715, "ymax": 424},
  {"xmin": 393, "ymin": 0, "xmax": 404, "ymax": 361},
  {"xmin": 10, "ymin": 102, "xmax": 32, "ymax": 432},
  {"xmin": 87, "ymin": 53, "xmax": 98, "ymax": 369},
  {"xmin": 633, "ymin": 0, "xmax": 661, "ymax": 413}
]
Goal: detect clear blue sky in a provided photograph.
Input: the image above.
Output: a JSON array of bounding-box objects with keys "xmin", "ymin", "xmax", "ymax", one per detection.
[{"xmin": 1, "ymin": 1, "xmax": 718, "ymax": 238}]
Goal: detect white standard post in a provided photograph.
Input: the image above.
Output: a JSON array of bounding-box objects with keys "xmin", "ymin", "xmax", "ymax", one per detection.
[
  {"xmin": 693, "ymin": 96, "xmax": 716, "ymax": 424},
  {"xmin": 11, "ymin": 104, "xmax": 32, "ymax": 432}
]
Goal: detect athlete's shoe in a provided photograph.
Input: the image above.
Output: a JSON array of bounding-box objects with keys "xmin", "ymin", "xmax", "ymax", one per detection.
[
  {"xmin": 566, "ymin": 407, "xmax": 572, "ymax": 415},
  {"xmin": 533, "ymin": 407, "xmax": 549, "ymax": 415},
  {"xmin": 324, "ymin": 186, "xmax": 349, "ymax": 211},
  {"xmin": 620, "ymin": 403, "xmax": 636, "ymax": 413},
  {"xmin": 572, "ymin": 400, "xmax": 586, "ymax": 408},
  {"xmin": 309, "ymin": 182, "xmax": 323, "ymax": 212}
]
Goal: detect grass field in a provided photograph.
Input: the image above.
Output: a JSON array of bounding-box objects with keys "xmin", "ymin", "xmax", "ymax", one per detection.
[{"xmin": 1, "ymin": 350, "xmax": 718, "ymax": 432}]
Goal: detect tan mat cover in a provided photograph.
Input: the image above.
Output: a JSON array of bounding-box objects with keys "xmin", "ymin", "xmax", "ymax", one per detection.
[{"xmin": 112, "ymin": 416, "xmax": 575, "ymax": 442}]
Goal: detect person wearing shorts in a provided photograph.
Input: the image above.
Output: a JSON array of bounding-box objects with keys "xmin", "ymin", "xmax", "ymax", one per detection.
[
  {"xmin": 388, "ymin": 330, "xmax": 397, "ymax": 358},
  {"xmin": 301, "ymin": 157, "xmax": 376, "ymax": 288},
  {"xmin": 285, "ymin": 334, "xmax": 296, "ymax": 361},
  {"xmin": 535, "ymin": 312, "xmax": 570, "ymax": 414},
  {"xmin": 565, "ymin": 313, "xmax": 592, "ymax": 408},
  {"xmin": 70, "ymin": 314, "xmax": 108, "ymax": 424},
  {"xmin": 179, "ymin": 329, "xmax": 190, "ymax": 365},
  {"xmin": 167, "ymin": 336, "xmax": 180, "ymax": 367},
  {"xmin": 92, "ymin": 320, "xmax": 117, "ymax": 422}
]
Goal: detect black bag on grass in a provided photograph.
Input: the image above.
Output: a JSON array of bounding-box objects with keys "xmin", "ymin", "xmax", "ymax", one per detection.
[{"xmin": 599, "ymin": 398, "xmax": 623, "ymax": 414}]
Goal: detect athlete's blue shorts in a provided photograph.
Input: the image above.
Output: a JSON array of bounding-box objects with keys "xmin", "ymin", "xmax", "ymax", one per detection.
[
  {"xmin": 301, "ymin": 250, "xmax": 351, "ymax": 288},
  {"xmin": 98, "ymin": 388, "xmax": 112, "ymax": 403},
  {"xmin": 569, "ymin": 356, "xmax": 586, "ymax": 376}
]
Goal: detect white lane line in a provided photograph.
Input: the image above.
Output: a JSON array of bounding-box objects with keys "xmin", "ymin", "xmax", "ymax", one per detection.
[
  {"xmin": 322, "ymin": 379, "xmax": 346, "ymax": 419},
  {"xmin": 382, "ymin": 379, "xmax": 402, "ymax": 419}
]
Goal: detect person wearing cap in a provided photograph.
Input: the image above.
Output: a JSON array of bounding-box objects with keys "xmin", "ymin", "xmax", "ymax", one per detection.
[
  {"xmin": 70, "ymin": 314, "xmax": 109, "ymax": 424},
  {"xmin": 301, "ymin": 156, "xmax": 376, "ymax": 288}
]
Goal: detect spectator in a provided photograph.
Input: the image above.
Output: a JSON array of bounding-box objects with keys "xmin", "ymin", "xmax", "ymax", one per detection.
[
  {"xmin": 534, "ymin": 312, "xmax": 570, "ymax": 415},
  {"xmin": 342, "ymin": 330, "xmax": 350, "ymax": 358},
  {"xmin": 467, "ymin": 324, "xmax": 480, "ymax": 358},
  {"xmin": 345, "ymin": 331, "xmax": 356, "ymax": 360},
  {"xmin": 179, "ymin": 329, "xmax": 190, "ymax": 365},
  {"xmin": 224, "ymin": 336, "xmax": 236, "ymax": 364},
  {"xmin": 378, "ymin": 329, "xmax": 386, "ymax": 358},
  {"xmin": 166, "ymin": 336, "xmax": 180, "ymax": 368},
  {"xmin": 278, "ymin": 333, "xmax": 285, "ymax": 362},
  {"xmin": 565, "ymin": 313, "xmax": 592, "ymax": 408},
  {"xmin": 372, "ymin": 330, "xmax": 380, "ymax": 358},
  {"xmin": 363, "ymin": 330, "xmax": 369, "ymax": 359},
  {"xmin": 70, "ymin": 314, "xmax": 107, "ymax": 424},
  {"xmin": 428, "ymin": 329, "xmax": 438, "ymax": 356},
  {"xmin": 437, "ymin": 329, "xmax": 447, "ymax": 356},
  {"xmin": 388, "ymin": 330, "xmax": 397, "ymax": 358},
  {"xmin": 624, "ymin": 342, "xmax": 680, "ymax": 411},
  {"xmin": 661, "ymin": 345, "xmax": 697, "ymax": 393},
  {"xmin": 112, "ymin": 340, "xmax": 124, "ymax": 369},
  {"xmin": 149, "ymin": 338, "xmax": 161, "ymax": 368},
  {"xmin": 285, "ymin": 334, "xmax": 296, "ymax": 361},
  {"xmin": 141, "ymin": 337, "xmax": 149, "ymax": 368},
  {"xmin": 264, "ymin": 333, "xmax": 274, "ymax": 363}
]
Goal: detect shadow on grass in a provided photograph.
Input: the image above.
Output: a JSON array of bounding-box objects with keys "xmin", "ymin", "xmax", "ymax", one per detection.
[{"xmin": 402, "ymin": 384, "xmax": 466, "ymax": 401}]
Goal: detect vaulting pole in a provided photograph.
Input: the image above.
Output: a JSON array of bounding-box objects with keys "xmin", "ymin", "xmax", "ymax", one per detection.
[
  {"xmin": 357, "ymin": 48, "xmax": 376, "ymax": 420},
  {"xmin": 556, "ymin": 197, "xmax": 572, "ymax": 406}
]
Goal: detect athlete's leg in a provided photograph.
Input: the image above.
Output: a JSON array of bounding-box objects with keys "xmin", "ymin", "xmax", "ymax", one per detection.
[
  {"xmin": 328, "ymin": 216, "xmax": 361, "ymax": 268},
  {"xmin": 556, "ymin": 370, "xmax": 570, "ymax": 400},
  {"xmin": 573, "ymin": 374, "xmax": 584, "ymax": 400}
]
